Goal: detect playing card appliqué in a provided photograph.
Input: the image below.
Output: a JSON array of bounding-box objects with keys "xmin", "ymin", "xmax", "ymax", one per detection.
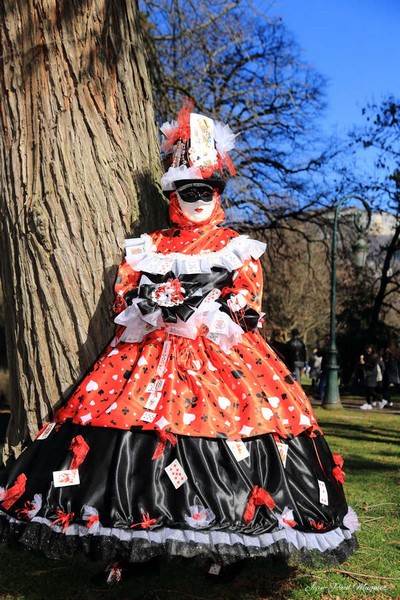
[{"xmin": 165, "ymin": 459, "xmax": 188, "ymax": 489}]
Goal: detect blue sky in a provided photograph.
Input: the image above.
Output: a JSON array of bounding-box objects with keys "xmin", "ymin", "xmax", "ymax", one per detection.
[{"xmin": 269, "ymin": 0, "xmax": 400, "ymax": 137}]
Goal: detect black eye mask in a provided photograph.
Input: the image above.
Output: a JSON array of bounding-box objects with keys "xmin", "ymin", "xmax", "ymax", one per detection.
[{"xmin": 177, "ymin": 186, "xmax": 215, "ymax": 203}]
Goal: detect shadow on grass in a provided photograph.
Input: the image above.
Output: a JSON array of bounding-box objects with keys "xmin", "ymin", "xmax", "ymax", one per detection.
[
  {"xmin": 317, "ymin": 420, "xmax": 400, "ymax": 445},
  {"xmin": 344, "ymin": 454, "xmax": 399, "ymax": 473},
  {"xmin": 315, "ymin": 420, "xmax": 400, "ymax": 474},
  {"xmin": 0, "ymin": 548, "xmax": 305, "ymax": 600}
]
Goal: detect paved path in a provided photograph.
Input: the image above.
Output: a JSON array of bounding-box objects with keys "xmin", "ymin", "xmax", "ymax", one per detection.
[{"xmin": 308, "ymin": 395, "xmax": 400, "ymax": 415}]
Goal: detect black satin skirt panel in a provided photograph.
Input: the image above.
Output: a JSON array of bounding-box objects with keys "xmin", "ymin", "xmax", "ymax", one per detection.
[{"xmin": 0, "ymin": 422, "xmax": 347, "ymax": 536}]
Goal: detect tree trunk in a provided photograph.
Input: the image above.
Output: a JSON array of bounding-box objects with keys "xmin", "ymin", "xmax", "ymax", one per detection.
[
  {"xmin": 369, "ymin": 222, "xmax": 400, "ymax": 330},
  {"xmin": 0, "ymin": 0, "xmax": 166, "ymax": 457}
]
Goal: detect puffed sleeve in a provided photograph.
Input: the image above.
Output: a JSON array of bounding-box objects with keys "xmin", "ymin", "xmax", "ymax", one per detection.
[
  {"xmin": 217, "ymin": 257, "xmax": 263, "ymax": 332},
  {"xmin": 111, "ymin": 259, "xmax": 141, "ymax": 315}
]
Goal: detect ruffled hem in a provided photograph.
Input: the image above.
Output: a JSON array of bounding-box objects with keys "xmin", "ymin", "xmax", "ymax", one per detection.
[
  {"xmin": 124, "ymin": 234, "xmax": 266, "ymax": 276},
  {"xmin": 0, "ymin": 423, "xmax": 358, "ymax": 566},
  {"xmin": 0, "ymin": 509, "xmax": 358, "ymax": 565}
]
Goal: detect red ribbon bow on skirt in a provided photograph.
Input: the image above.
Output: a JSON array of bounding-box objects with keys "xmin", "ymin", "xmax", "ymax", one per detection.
[{"xmin": 243, "ymin": 485, "xmax": 275, "ymax": 525}]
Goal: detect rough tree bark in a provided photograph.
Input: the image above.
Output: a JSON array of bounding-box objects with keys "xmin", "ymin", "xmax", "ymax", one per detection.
[{"xmin": 0, "ymin": 0, "xmax": 166, "ymax": 457}]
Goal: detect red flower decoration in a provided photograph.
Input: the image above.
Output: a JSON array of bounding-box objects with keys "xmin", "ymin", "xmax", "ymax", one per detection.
[
  {"xmin": 310, "ymin": 519, "xmax": 332, "ymax": 531},
  {"xmin": 282, "ymin": 515, "xmax": 296, "ymax": 528},
  {"xmin": 16, "ymin": 501, "xmax": 34, "ymax": 520},
  {"xmin": 130, "ymin": 511, "xmax": 157, "ymax": 529},
  {"xmin": 86, "ymin": 514, "xmax": 99, "ymax": 529},
  {"xmin": 151, "ymin": 278, "xmax": 186, "ymax": 307},
  {"xmin": 51, "ymin": 509, "xmax": 74, "ymax": 533}
]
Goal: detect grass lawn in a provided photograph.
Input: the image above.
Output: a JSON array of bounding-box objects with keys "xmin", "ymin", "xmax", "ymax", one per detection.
[{"xmin": 0, "ymin": 408, "xmax": 398, "ymax": 600}]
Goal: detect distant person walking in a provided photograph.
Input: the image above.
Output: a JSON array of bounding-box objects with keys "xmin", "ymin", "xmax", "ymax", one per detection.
[
  {"xmin": 380, "ymin": 341, "xmax": 400, "ymax": 408},
  {"xmin": 360, "ymin": 344, "xmax": 380, "ymax": 410},
  {"xmin": 317, "ymin": 340, "xmax": 330, "ymax": 401},
  {"xmin": 285, "ymin": 328, "xmax": 306, "ymax": 383},
  {"xmin": 308, "ymin": 349, "xmax": 322, "ymax": 390},
  {"xmin": 269, "ymin": 328, "xmax": 288, "ymax": 364}
]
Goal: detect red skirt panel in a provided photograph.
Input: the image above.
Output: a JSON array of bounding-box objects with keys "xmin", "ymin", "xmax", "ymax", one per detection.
[{"xmin": 54, "ymin": 330, "xmax": 320, "ymax": 440}]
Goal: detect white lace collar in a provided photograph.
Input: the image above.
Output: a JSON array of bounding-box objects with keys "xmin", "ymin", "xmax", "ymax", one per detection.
[{"xmin": 124, "ymin": 234, "xmax": 266, "ymax": 275}]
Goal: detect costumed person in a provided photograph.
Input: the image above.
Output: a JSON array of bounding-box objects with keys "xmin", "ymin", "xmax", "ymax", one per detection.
[
  {"xmin": 0, "ymin": 100, "xmax": 359, "ymax": 584},
  {"xmin": 308, "ymin": 349, "xmax": 322, "ymax": 391}
]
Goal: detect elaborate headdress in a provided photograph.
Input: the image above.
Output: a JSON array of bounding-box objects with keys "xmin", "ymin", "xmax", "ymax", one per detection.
[{"xmin": 160, "ymin": 98, "xmax": 237, "ymax": 194}]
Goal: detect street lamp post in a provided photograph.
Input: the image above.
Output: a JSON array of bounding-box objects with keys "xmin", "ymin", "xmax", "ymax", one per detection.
[{"xmin": 322, "ymin": 195, "xmax": 372, "ymax": 409}]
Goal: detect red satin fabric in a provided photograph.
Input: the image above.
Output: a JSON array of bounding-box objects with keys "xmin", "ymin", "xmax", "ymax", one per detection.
[
  {"xmin": 2, "ymin": 474, "xmax": 27, "ymax": 510},
  {"xmin": 69, "ymin": 435, "xmax": 90, "ymax": 470},
  {"xmin": 152, "ymin": 430, "xmax": 178, "ymax": 460},
  {"xmin": 243, "ymin": 485, "xmax": 276, "ymax": 525},
  {"xmin": 55, "ymin": 200, "xmax": 321, "ymax": 440},
  {"xmin": 332, "ymin": 454, "xmax": 346, "ymax": 484},
  {"xmin": 55, "ymin": 328, "xmax": 320, "ymax": 439}
]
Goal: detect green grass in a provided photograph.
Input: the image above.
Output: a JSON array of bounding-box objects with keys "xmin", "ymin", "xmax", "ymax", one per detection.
[{"xmin": 0, "ymin": 409, "xmax": 399, "ymax": 600}]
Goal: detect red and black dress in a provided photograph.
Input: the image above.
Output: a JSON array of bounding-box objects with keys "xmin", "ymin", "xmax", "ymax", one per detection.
[{"xmin": 0, "ymin": 197, "xmax": 359, "ymax": 565}]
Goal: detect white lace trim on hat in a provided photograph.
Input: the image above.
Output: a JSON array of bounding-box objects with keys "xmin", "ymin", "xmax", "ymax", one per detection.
[{"xmin": 161, "ymin": 165, "xmax": 203, "ymax": 191}]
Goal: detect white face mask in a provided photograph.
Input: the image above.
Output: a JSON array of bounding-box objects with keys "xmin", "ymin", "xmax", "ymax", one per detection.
[{"xmin": 177, "ymin": 195, "xmax": 217, "ymax": 223}]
